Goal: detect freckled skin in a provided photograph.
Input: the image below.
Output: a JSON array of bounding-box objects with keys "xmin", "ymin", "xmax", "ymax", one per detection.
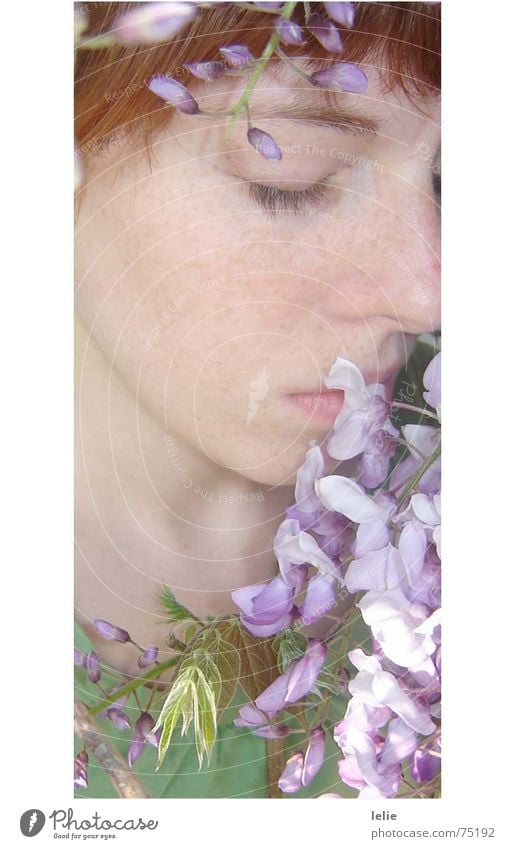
[{"xmin": 75, "ymin": 66, "xmax": 440, "ymax": 671}]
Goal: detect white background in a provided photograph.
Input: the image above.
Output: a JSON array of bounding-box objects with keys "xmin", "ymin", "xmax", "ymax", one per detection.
[{"xmin": 2, "ymin": 0, "xmax": 513, "ymax": 846}]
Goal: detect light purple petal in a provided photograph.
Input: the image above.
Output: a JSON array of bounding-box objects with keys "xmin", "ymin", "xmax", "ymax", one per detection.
[
  {"xmin": 276, "ymin": 18, "xmax": 305, "ymax": 45},
  {"xmin": 301, "ymin": 574, "xmax": 336, "ymax": 625},
  {"xmin": 93, "ymin": 619, "xmax": 131, "ymax": 643},
  {"xmin": 307, "ymin": 13, "xmax": 344, "ymax": 53},
  {"xmin": 231, "ymin": 582, "xmax": 264, "ymax": 616},
  {"xmin": 234, "ymin": 702, "xmax": 268, "ymax": 728},
  {"xmin": 252, "ymin": 724, "xmax": 291, "ymax": 739},
  {"xmin": 302, "ymin": 726, "xmax": 325, "ymax": 785},
  {"xmin": 183, "ymin": 60, "xmax": 225, "ymax": 81},
  {"xmin": 219, "ymin": 44, "xmax": 253, "ymax": 68},
  {"xmin": 86, "ymin": 650, "xmax": 101, "ymax": 684},
  {"xmin": 371, "ymin": 671, "xmax": 436, "ymax": 735},
  {"xmin": 380, "ymin": 717, "xmax": 418, "ymax": 767},
  {"xmin": 137, "ymin": 646, "xmax": 159, "ymax": 668},
  {"xmin": 422, "ymin": 351, "xmax": 441, "ymax": 414},
  {"xmin": 310, "ymin": 62, "xmax": 368, "ymax": 94},
  {"xmin": 241, "ymin": 608, "xmax": 296, "ymax": 638},
  {"xmin": 114, "ymin": 2, "xmax": 197, "ymax": 44},
  {"xmin": 106, "ymin": 707, "xmax": 131, "ymax": 730},
  {"xmin": 325, "ymin": 2, "xmax": 355, "ymax": 28},
  {"xmin": 278, "ymin": 752, "xmax": 304, "ymax": 793},
  {"xmin": 255, "ymin": 670, "xmax": 291, "ymax": 714},
  {"xmin": 147, "ymin": 75, "xmax": 199, "ymax": 114},
  {"xmin": 247, "ymin": 127, "xmax": 282, "ymax": 161},
  {"xmin": 285, "ymin": 640, "xmax": 327, "ymax": 703},
  {"xmin": 345, "ymin": 545, "xmax": 397, "ymax": 593},
  {"xmin": 294, "ymin": 443, "xmax": 325, "ymax": 514},
  {"xmin": 315, "ymin": 475, "xmax": 390, "ymax": 523},
  {"xmin": 252, "ymin": 575, "xmax": 294, "ymax": 622}
]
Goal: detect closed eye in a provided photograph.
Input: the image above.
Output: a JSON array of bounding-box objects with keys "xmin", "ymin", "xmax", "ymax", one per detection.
[{"xmin": 247, "ymin": 178, "xmax": 333, "ymax": 216}]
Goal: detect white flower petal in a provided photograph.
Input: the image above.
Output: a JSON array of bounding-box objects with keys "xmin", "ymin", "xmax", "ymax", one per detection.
[{"xmin": 315, "ymin": 476, "xmax": 390, "ymax": 523}]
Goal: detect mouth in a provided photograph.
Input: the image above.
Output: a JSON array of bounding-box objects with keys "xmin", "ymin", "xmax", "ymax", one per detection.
[
  {"xmin": 283, "ymin": 389, "xmax": 345, "ymax": 424},
  {"xmin": 283, "ymin": 365, "xmax": 404, "ymax": 425}
]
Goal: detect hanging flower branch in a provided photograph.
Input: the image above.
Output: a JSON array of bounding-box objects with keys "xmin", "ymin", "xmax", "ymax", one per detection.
[{"xmin": 74, "ymin": 1, "xmax": 367, "ymax": 175}]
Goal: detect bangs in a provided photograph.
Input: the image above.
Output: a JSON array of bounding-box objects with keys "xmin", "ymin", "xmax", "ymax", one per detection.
[{"xmin": 75, "ymin": 2, "xmax": 440, "ymax": 153}]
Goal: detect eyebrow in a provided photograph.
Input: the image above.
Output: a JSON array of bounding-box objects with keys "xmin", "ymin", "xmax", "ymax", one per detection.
[{"xmin": 250, "ymin": 97, "xmax": 381, "ymax": 137}]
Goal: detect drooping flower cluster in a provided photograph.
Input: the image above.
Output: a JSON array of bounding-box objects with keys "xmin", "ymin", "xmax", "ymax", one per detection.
[
  {"xmin": 231, "ymin": 348, "xmax": 441, "ymax": 798},
  {"xmin": 74, "ymin": 2, "xmax": 367, "ymax": 174}
]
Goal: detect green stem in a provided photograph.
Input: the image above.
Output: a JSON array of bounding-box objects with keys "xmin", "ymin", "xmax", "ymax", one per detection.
[
  {"xmin": 89, "ymin": 656, "xmax": 181, "ymax": 717},
  {"xmin": 225, "ymin": 1, "xmax": 298, "ymax": 141},
  {"xmin": 390, "ymin": 401, "xmax": 439, "ymax": 421},
  {"xmin": 398, "ymin": 441, "xmax": 441, "ymax": 505}
]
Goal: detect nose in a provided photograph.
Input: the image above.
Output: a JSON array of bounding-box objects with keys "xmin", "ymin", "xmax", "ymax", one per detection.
[{"xmin": 328, "ymin": 166, "xmax": 441, "ymax": 338}]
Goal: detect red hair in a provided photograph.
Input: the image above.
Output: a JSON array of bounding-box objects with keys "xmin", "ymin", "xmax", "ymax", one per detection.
[{"xmin": 75, "ymin": 2, "xmax": 440, "ymax": 156}]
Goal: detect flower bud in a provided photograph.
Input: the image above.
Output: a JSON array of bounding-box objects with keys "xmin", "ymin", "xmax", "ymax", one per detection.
[
  {"xmin": 310, "ymin": 63, "xmax": 368, "ymax": 94},
  {"xmin": 219, "ymin": 44, "xmax": 253, "ymax": 68},
  {"xmin": 183, "ymin": 61, "xmax": 225, "ymax": 81},
  {"xmin": 324, "ymin": 2, "xmax": 355, "ymax": 28},
  {"xmin": 92, "ymin": 619, "xmax": 131, "ymax": 643},
  {"xmin": 86, "ymin": 650, "xmax": 101, "ymax": 684},
  {"xmin": 74, "ymin": 648, "xmax": 86, "ymax": 667},
  {"xmin": 106, "ymin": 708, "xmax": 131, "ymax": 730},
  {"xmin": 247, "ymin": 128, "xmax": 282, "ymax": 161},
  {"xmin": 114, "ymin": 2, "xmax": 197, "ymax": 44},
  {"xmin": 138, "ymin": 646, "xmax": 159, "ymax": 668},
  {"xmin": 276, "ymin": 19, "xmax": 305, "ymax": 45},
  {"xmin": 74, "ymin": 750, "xmax": 89, "ymax": 789},
  {"xmin": 148, "ymin": 75, "xmax": 200, "ymax": 114},
  {"xmin": 307, "ymin": 14, "xmax": 344, "ymax": 53}
]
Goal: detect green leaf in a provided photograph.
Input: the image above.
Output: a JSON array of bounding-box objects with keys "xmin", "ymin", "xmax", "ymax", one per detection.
[
  {"xmin": 153, "ymin": 669, "xmax": 195, "ymax": 769},
  {"xmin": 159, "ymin": 585, "xmax": 198, "ymax": 623},
  {"xmin": 219, "ymin": 620, "xmax": 279, "ymax": 702},
  {"xmin": 275, "ymin": 629, "xmax": 308, "ymax": 673},
  {"xmin": 193, "ymin": 669, "xmax": 218, "ymax": 769},
  {"xmin": 184, "ymin": 623, "xmax": 199, "ymax": 643}
]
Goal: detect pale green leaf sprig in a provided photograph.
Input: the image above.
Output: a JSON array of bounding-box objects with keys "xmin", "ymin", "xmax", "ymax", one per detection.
[{"xmin": 151, "ymin": 648, "xmax": 221, "ymax": 770}]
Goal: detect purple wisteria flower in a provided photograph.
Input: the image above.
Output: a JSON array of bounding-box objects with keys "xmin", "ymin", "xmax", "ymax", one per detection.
[
  {"xmin": 114, "ymin": 2, "xmax": 198, "ymax": 44},
  {"xmin": 106, "ymin": 707, "xmax": 131, "ymax": 730},
  {"xmin": 247, "ymin": 127, "xmax": 282, "ymax": 161},
  {"xmin": 278, "ymin": 726, "xmax": 325, "ymax": 792},
  {"xmin": 183, "ymin": 60, "xmax": 226, "ymax": 81},
  {"xmin": 74, "ymin": 750, "xmax": 89, "ymax": 790},
  {"xmin": 422, "ymin": 350, "xmax": 441, "ymax": 417},
  {"xmin": 324, "ymin": 2, "xmax": 356, "ymax": 28},
  {"xmin": 219, "ymin": 44, "xmax": 254, "ymax": 68},
  {"xmin": 276, "ymin": 18, "xmax": 305, "ymax": 46},
  {"xmin": 231, "ymin": 573, "xmax": 297, "ymax": 637},
  {"xmin": 310, "ymin": 62, "xmax": 368, "ymax": 94},
  {"xmin": 86, "ymin": 650, "xmax": 101, "ymax": 684},
  {"xmin": 255, "ymin": 640, "xmax": 327, "ymax": 714},
  {"xmin": 74, "ymin": 648, "xmax": 87, "ymax": 667},
  {"xmin": 128, "ymin": 712, "xmax": 161, "ymax": 768},
  {"xmin": 93, "ymin": 619, "xmax": 131, "ymax": 643},
  {"xmin": 307, "ymin": 13, "xmax": 345, "ymax": 53},
  {"xmin": 148, "ymin": 75, "xmax": 200, "ymax": 115},
  {"xmin": 138, "ymin": 645, "xmax": 159, "ymax": 668},
  {"xmin": 234, "ymin": 703, "xmax": 290, "ymax": 739},
  {"xmin": 323, "ymin": 357, "xmax": 399, "ymax": 484}
]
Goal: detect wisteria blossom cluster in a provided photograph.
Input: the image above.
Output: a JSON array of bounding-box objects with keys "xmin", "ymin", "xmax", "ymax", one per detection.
[
  {"xmin": 75, "ymin": 347, "xmax": 441, "ymax": 798},
  {"xmin": 74, "ymin": 1, "xmax": 367, "ymax": 175},
  {"xmin": 231, "ymin": 350, "xmax": 441, "ymax": 797}
]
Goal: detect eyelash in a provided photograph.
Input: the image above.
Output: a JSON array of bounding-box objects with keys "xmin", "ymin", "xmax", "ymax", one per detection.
[{"xmin": 247, "ymin": 179, "xmax": 332, "ymax": 216}]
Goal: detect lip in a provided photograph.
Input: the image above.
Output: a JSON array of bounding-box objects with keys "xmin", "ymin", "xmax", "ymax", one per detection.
[
  {"xmin": 283, "ymin": 389, "xmax": 345, "ymax": 424},
  {"xmin": 283, "ymin": 365, "xmax": 404, "ymax": 423}
]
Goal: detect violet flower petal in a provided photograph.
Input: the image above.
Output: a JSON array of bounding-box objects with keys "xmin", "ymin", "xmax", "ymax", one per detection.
[
  {"xmin": 106, "ymin": 707, "xmax": 131, "ymax": 730},
  {"xmin": 114, "ymin": 2, "xmax": 197, "ymax": 44},
  {"xmin": 285, "ymin": 640, "xmax": 327, "ymax": 703},
  {"xmin": 302, "ymin": 726, "xmax": 325, "ymax": 785},
  {"xmin": 310, "ymin": 62, "xmax": 368, "ymax": 94},
  {"xmin": 74, "ymin": 648, "xmax": 86, "ymax": 667},
  {"xmin": 148, "ymin": 75, "xmax": 200, "ymax": 114},
  {"xmin": 219, "ymin": 44, "xmax": 254, "ymax": 68},
  {"xmin": 252, "ymin": 724, "xmax": 291, "ymax": 739},
  {"xmin": 307, "ymin": 13, "xmax": 344, "ymax": 53},
  {"xmin": 276, "ymin": 19, "xmax": 305, "ymax": 45},
  {"xmin": 92, "ymin": 619, "xmax": 131, "ymax": 643},
  {"xmin": 74, "ymin": 751, "xmax": 89, "ymax": 789},
  {"xmin": 183, "ymin": 60, "xmax": 225, "ymax": 81},
  {"xmin": 137, "ymin": 711, "xmax": 161, "ymax": 747},
  {"xmin": 301, "ymin": 574, "xmax": 336, "ymax": 625},
  {"xmin": 137, "ymin": 646, "xmax": 159, "ymax": 668},
  {"xmin": 278, "ymin": 751, "xmax": 304, "ymax": 793},
  {"xmin": 324, "ymin": 2, "xmax": 355, "ymax": 28},
  {"xmin": 422, "ymin": 351, "xmax": 441, "ymax": 415},
  {"xmin": 247, "ymin": 127, "xmax": 282, "ymax": 161},
  {"xmin": 255, "ymin": 670, "xmax": 291, "ymax": 714},
  {"xmin": 86, "ymin": 650, "xmax": 101, "ymax": 684}
]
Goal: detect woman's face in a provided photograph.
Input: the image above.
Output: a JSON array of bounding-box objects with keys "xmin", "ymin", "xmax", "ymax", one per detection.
[{"xmin": 75, "ymin": 61, "xmax": 440, "ymax": 487}]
